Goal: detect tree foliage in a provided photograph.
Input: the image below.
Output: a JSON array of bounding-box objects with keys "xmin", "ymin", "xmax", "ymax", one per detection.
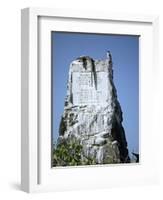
[{"xmin": 53, "ymin": 140, "xmax": 96, "ymax": 167}]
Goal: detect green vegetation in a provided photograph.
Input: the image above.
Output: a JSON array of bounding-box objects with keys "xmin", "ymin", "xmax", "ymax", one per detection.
[{"xmin": 52, "ymin": 140, "xmax": 96, "ymax": 167}]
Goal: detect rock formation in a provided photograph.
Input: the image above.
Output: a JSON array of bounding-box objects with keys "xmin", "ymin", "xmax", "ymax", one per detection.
[{"xmin": 58, "ymin": 52, "xmax": 130, "ymax": 164}]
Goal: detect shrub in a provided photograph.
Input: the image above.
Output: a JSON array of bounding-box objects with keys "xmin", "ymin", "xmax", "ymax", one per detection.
[{"xmin": 53, "ymin": 140, "xmax": 96, "ymax": 167}]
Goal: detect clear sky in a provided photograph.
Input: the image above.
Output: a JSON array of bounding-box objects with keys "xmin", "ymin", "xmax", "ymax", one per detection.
[{"xmin": 52, "ymin": 31, "xmax": 139, "ymax": 155}]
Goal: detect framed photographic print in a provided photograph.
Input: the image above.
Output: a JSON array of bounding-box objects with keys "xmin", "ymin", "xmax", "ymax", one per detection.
[{"xmin": 21, "ymin": 8, "xmax": 159, "ymax": 193}]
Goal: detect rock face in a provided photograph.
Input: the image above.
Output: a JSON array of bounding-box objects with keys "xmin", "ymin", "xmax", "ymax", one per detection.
[{"xmin": 59, "ymin": 52, "xmax": 130, "ymax": 164}]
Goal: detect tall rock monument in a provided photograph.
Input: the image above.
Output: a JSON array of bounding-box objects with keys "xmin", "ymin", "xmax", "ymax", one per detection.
[{"xmin": 59, "ymin": 52, "xmax": 130, "ymax": 164}]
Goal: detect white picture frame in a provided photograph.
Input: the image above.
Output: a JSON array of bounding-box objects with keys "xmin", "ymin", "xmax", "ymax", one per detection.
[{"xmin": 21, "ymin": 7, "xmax": 159, "ymax": 193}]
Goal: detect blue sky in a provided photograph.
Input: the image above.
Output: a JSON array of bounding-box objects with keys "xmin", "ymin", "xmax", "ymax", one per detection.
[{"xmin": 52, "ymin": 32, "xmax": 139, "ymax": 155}]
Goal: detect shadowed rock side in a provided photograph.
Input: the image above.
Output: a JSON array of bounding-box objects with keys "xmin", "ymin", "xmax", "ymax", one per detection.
[{"xmin": 59, "ymin": 53, "xmax": 130, "ymax": 164}]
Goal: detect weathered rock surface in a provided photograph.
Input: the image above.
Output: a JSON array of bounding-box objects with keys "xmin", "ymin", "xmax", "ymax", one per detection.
[{"xmin": 59, "ymin": 52, "xmax": 130, "ymax": 164}]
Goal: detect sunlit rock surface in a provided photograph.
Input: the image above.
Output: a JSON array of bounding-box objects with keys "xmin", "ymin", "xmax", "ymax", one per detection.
[{"xmin": 59, "ymin": 52, "xmax": 130, "ymax": 164}]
